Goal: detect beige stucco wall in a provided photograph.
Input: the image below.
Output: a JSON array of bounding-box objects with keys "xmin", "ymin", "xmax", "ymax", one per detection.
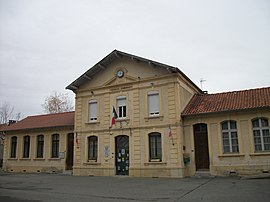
[
  {"xmin": 73, "ymin": 58, "xmax": 199, "ymax": 177},
  {"xmin": 3, "ymin": 127, "xmax": 74, "ymax": 173},
  {"xmin": 183, "ymin": 109, "xmax": 270, "ymax": 177}
]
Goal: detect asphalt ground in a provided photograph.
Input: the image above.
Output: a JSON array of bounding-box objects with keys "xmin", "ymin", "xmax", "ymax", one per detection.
[{"xmin": 0, "ymin": 173, "xmax": 269, "ymax": 202}]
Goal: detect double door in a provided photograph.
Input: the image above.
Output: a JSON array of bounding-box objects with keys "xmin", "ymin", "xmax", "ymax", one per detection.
[{"xmin": 115, "ymin": 135, "xmax": 129, "ymax": 175}]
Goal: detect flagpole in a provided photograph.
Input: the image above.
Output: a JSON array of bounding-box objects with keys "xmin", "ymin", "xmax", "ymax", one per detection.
[{"xmin": 169, "ymin": 125, "xmax": 175, "ymax": 146}]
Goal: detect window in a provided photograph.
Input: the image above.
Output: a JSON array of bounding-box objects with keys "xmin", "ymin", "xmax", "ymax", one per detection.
[
  {"xmin": 252, "ymin": 118, "xmax": 270, "ymax": 152},
  {"xmin": 89, "ymin": 100, "xmax": 97, "ymax": 122},
  {"xmin": 88, "ymin": 136, "xmax": 98, "ymax": 161},
  {"xmin": 221, "ymin": 121, "xmax": 239, "ymax": 153},
  {"xmin": 148, "ymin": 91, "xmax": 159, "ymax": 116},
  {"xmin": 149, "ymin": 132, "xmax": 162, "ymax": 161},
  {"xmin": 37, "ymin": 135, "xmax": 44, "ymax": 158},
  {"xmin": 51, "ymin": 134, "xmax": 59, "ymax": 158},
  {"xmin": 23, "ymin": 135, "xmax": 30, "ymax": 158},
  {"xmin": 10, "ymin": 136, "xmax": 17, "ymax": 158},
  {"xmin": 117, "ymin": 96, "xmax": 126, "ymax": 119}
]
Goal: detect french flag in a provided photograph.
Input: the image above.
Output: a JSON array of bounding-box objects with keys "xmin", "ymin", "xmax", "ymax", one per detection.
[{"xmin": 111, "ymin": 106, "xmax": 118, "ymax": 126}]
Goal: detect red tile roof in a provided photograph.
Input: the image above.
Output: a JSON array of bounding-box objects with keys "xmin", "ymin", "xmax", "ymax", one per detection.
[
  {"xmin": 0, "ymin": 124, "xmax": 5, "ymax": 130},
  {"xmin": 182, "ymin": 87, "xmax": 270, "ymax": 116},
  {"xmin": 0, "ymin": 111, "xmax": 74, "ymax": 132}
]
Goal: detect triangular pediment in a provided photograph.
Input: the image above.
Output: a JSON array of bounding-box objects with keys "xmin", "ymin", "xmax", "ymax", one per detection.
[{"xmin": 66, "ymin": 49, "xmax": 201, "ymax": 93}]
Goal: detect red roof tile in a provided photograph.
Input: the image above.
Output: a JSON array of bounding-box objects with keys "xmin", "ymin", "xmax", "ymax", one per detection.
[
  {"xmin": 0, "ymin": 124, "xmax": 5, "ymax": 131},
  {"xmin": 182, "ymin": 87, "xmax": 270, "ymax": 116},
  {"xmin": 0, "ymin": 111, "xmax": 74, "ymax": 132}
]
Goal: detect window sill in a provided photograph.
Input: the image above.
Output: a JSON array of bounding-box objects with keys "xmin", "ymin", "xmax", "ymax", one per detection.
[
  {"xmin": 218, "ymin": 153, "xmax": 245, "ymax": 158},
  {"xmin": 8, "ymin": 158, "xmax": 18, "ymax": 160},
  {"xmin": 20, "ymin": 158, "xmax": 31, "ymax": 160},
  {"xmin": 85, "ymin": 121, "xmax": 100, "ymax": 125},
  {"xmin": 116, "ymin": 118, "xmax": 130, "ymax": 122},
  {"xmin": 48, "ymin": 158, "xmax": 61, "ymax": 160},
  {"xmin": 144, "ymin": 161, "xmax": 166, "ymax": 165},
  {"xmin": 83, "ymin": 161, "xmax": 101, "ymax": 165},
  {"xmin": 250, "ymin": 152, "xmax": 270, "ymax": 156},
  {"xmin": 144, "ymin": 115, "xmax": 164, "ymax": 121},
  {"xmin": 33, "ymin": 158, "xmax": 45, "ymax": 161}
]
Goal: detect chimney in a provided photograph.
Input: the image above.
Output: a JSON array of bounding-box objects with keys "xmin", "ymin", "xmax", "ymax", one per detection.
[{"xmin": 8, "ymin": 120, "xmax": 16, "ymax": 126}]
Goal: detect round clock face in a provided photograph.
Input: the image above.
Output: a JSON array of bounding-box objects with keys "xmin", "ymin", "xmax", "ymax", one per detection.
[{"xmin": 117, "ymin": 70, "xmax": 124, "ymax": 78}]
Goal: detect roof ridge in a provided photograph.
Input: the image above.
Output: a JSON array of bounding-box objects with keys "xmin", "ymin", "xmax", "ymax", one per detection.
[
  {"xmin": 182, "ymin": 86, "xmax": 270, "ymax": 116},
  {"xmin": 206, "ymin": 86, "xmax": 270, "ymax": 96},
  {"xmin": 25, "ymin": 111, "xmax": 75, "ymax": 119}
]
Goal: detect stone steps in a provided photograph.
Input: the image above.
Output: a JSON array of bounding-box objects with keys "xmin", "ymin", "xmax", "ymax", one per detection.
[{"xmin": 193, "ymin": 171, "xmax": 214, "ymax": 178}]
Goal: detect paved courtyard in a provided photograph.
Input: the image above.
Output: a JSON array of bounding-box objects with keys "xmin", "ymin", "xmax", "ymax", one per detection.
[{"xmin": 0, "ymin": 173, "xmax": 269, "ymax": 202}]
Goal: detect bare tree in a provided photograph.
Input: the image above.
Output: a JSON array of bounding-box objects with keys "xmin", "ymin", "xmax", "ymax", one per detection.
[
  {"xmin": 42, "ymin": 91, "xmax": 74, "ymax": 114},
  {"xmin": 0, "ymin": 102, "xmax": 21, "ymax": 124}
]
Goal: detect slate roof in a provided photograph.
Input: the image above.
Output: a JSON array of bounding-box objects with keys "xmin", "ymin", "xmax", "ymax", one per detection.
[
  {"xmin": 66, "ymin": 49, "xmax": 202, "ymax": 93},
  {"xmin": 182, "ymin": 87, "xmax": 270, "ymax": 116},
  {"xmin": 0, "ymin": 111, "xmax": 75, "ymax": 132}
]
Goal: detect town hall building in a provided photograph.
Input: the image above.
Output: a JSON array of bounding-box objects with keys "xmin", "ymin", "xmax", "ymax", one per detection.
[{"xmin": 1, "ymin": 50, "xmax": 269, "ymax": 177}]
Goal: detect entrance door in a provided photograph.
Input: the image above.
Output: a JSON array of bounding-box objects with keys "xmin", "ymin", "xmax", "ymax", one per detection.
[
  {"xmin": 194, "ymin": 124, "xmax": 210, "ymax": 170},
  {"xmin": 66, "ymin": 133, "xmax": 74, "ymax": 170},
  {"xmin": 115, "ymin": 135, "xmax": 129, "ymax": 175}
]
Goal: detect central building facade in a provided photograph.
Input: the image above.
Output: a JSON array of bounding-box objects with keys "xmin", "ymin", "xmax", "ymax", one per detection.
[{"xmin": 67, "ymin": 50, "xmax": 201, "ymax": 177}]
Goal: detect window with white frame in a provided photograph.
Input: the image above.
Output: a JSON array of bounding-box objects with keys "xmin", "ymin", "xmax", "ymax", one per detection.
[
  {"xmin": 117, "ymin": 96, "xmax": 126, "ymax": 119},
  {"xmin": 148, "ymin": 91, "xmax": 159, "ymax": 116},
  {"xmin": 89, "ymin": 100, "xmax": 97, "ymax": 122},
  {"xmin": 221, "ymin": 121, "xmax": 239, "ymax": 153},
  {"xmin": 252, "ymin": 118, "xmax": 270, "ymax": 152}
]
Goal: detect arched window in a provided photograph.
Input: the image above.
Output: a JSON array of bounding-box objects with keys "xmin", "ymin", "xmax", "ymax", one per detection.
[
  {"xmin": 10, "ymin": 136, "xmax": 17, "ymax": 158},
  {"xmin": 221, "ymin": 121, "xmax": 239, "ymax": 153},
  {"xmin": 23, "ymin": 135, "xmax": 30, "ymax": 158},
  {"xmin": 88, "ymin": 136, "xmax": 98, "ymax": 161},
  {"xmin": 36, "ymin": 135, "xmax": 44, "ymax": 158},
  {"xmin": 51, "ymin": 134, "xmax": 59, "ymax": 158},
  {"xmin": 149, "ymin": 132, "xmax": 162, "ymax": 161},
  {"xmin": 252, "ymin": 118, "xmax": 270, "ymax": 152}
]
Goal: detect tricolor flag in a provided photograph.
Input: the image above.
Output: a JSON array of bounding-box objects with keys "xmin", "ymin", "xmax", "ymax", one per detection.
[{"xmin": 111, "ymin": 106, "xmax": 118, "ymax": 126}]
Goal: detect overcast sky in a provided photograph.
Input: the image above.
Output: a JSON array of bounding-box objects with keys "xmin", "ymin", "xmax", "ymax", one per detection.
[{"xmin": 0, "ymin": 0, "xmax": 269, "ymax": 119}]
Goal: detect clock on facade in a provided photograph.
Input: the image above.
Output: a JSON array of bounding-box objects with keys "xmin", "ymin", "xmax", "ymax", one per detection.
[{"xmin": 117, "ymin": 70, "xmax": 124, "ymax": 78}]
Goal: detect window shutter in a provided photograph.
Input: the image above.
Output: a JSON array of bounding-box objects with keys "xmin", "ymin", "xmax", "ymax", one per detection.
[
  {"xmin": 89, "ymin": 100, "xmax": 97, "ymax": 121},
  {"xmin": 117, "ymin": 96, "xmax": 126, "ymax": 118},
  {"xmin": 148, "ymin": 91, "xmax": 159, "ymax": 116},
  {"xmin": 117, "ymin": 97, "xmax": 126, "ymax": 107}
]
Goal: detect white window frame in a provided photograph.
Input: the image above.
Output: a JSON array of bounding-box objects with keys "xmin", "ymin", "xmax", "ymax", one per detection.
[
  {"xmin": 148, "ymin": 91, "xmax": 159, "ymax": 116},
  {"xmin": 252, "ymin": 118, "xmax": 270, "ymax": 152},
  {"xmin": 117, "ymin": 96, "xmax": 126, "ymax": 119},
  {"xmin": 221, "ymin": 121, "xmax": 239, "ymax": 153},
  {"xmin": 89, "ymin": 100, "xmax": 98, "ymax": 122}
]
